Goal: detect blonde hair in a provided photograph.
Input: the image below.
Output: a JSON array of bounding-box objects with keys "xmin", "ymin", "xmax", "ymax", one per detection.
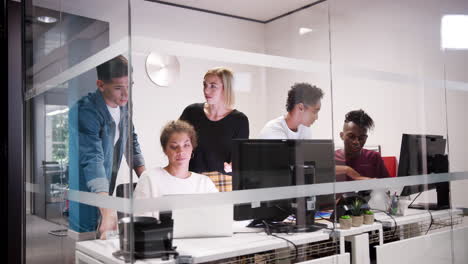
[
  {"xmin": 204, "ymin": 67, "xmax": 235, "ymax": 107},
  {"xmin": 160, "ymin": 120, "xmax": 198, "ymax": 151}
]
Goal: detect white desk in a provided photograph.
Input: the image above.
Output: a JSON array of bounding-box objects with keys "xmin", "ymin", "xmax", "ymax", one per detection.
[
  {"xmin": 374, "ymin": 208, "xmax": 463, "ymax": 241},
  {"xmin": 323, "ymin": 221, "xmax": 383, "ymax": 264},
  {"xmin": 76, "ymin": 228, "xmax": 331, "ymax": 263},
  {"xmin": 374, "ymin": 208, "xmax": 462, "ymax": 228},
  {"xmin": 325, "ymin": 222, "xmax": 383, "ymax": 255}
]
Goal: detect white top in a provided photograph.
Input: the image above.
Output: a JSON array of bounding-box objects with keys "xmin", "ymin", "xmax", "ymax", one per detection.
[
  {"xmin": 134, "ymin": 167, "xmax": 218, "ymax": 217},
  {"xmin": 106, "ymin": 105, "xmax": 120, "ymax": 145},
  {"xmin": 258, "ymin": 115, "xmax": 312, "ymax": 139}
]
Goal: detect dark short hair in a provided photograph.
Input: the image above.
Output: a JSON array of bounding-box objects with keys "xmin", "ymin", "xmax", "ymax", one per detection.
[
  {"xmin": 160, "ymin": 120, "xmax": 198, "ymax": 151},
  {"xmin": 286, "ymin": 83, "xmax": 324, "ymax": 112},
  {"xmin": 344, "ymin": 109, "xmax": 375, "ymax": 131},
  {"xmin": 96, "ymin": 55, "xmax": 128, "ymax": 82}
]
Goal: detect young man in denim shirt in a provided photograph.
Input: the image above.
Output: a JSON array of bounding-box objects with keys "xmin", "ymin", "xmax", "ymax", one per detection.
[{"xmin": 69, "ymin": 55, "xmax": 146, "ymax": 239}]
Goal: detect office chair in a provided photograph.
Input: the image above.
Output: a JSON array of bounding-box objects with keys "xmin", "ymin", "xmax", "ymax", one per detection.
[{"xmin": 116, "ymin": 183, "xmax": 138, "ymax": 220}]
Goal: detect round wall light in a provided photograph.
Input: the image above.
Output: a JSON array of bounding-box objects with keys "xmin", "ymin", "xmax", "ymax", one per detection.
[{"xmin": 145, "ymin": 52, "xmax": 180, "ymax": 87}]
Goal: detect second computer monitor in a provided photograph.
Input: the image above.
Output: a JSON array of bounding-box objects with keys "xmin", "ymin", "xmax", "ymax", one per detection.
[
  {"xmin": 232, "ymin": 139, "xmax": 336, "ymax": 224},
  {"xmin": 398, "ymin": 134, "xmax": 450, "ymax": 210}
]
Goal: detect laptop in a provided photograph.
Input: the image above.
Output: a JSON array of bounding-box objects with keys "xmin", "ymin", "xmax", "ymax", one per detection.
[{"xmin": 172, "ymin": 204, "xmax": 233, "ymax": 239}]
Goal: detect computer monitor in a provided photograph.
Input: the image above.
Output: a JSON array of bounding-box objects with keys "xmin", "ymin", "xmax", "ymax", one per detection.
[
  {"xmin": 232, "ymin": 139, "xmax": 336, "ymax": 229},
  {"xmin": 398, "ymin": 134, "xmax": 450, "ymax": 210}
]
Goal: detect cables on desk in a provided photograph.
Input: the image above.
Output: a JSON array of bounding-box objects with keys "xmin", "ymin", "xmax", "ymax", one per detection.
[
  {"xmin": 426, "ymin": 210, "xmax": 434, "ymax": 235},
  {"xmin": 371, "ymin": 208, "xmax": 398, "ymax": 238},
  {"xmin": 262, "ymin": 220, "xmax": 299, "ymax": 262},
  {"xmin": 408, "ymin": 192, "xmax": 422, "ymax": 208},
  {"xmin": 405, "ymin": 191, "xmax": 435, "ymax": 235},
  {"xmin": 271, "ymin": 234, "xmax": 299, "ymax": 262}
]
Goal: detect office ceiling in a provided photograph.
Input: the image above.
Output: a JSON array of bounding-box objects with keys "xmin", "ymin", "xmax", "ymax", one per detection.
[{"xmin": 148, "ymin": 0, "xmax": 326, "ymax": 22}]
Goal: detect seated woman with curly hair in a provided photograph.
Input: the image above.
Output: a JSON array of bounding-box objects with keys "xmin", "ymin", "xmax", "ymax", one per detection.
[{"xmin": 134, "ymin": 120, "xmax": 218, "ymax": 217}]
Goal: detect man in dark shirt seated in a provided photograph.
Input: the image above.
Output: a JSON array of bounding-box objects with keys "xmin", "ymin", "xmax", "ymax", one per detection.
[{"xmin": 335, "ymin": 109, "xmax": 390, "ymax": 181}]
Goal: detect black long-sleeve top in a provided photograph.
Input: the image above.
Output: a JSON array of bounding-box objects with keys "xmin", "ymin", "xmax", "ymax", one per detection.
[{"xmin": 180, "ymin": 103, "xmax": 249, "ymax": 174}]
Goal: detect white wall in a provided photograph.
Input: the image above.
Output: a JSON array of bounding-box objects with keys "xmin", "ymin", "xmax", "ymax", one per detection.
[
  {"xmin": 130, "ymin": 1, "xmax": 267, "ymax": 169},
  {"xmin": 264, "ymin": 2, "xmax": 333, "ymax": 140}
]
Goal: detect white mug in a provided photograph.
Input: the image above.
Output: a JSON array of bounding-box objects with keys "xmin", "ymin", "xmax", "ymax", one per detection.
[{"xmin": 398, "ymin": 199, "xmax": 411, "ymax": 216}]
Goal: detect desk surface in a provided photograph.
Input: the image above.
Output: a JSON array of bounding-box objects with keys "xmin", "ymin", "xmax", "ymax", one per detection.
[
  {"xmin": 76, "ymin": 226, "xmax": 330, "ymax": 264},
  {"xmin": 374, "ymin": 208, "xmax": 463, "ymax": 227},
  {"xmin": 328, "ymin": 222, "xmax": 383, "ymax": 238}
]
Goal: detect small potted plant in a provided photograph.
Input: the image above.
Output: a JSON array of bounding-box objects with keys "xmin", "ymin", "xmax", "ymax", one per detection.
[
  {"xmin": 363, "ymin": 210, "xmax": 374, "ymax": 225},
  {"xmin": 350, "ymin": 198, "xmax": 364, "ymax": 227},
  {"xmin": 339, "ymin": 215, "xmax": 352, "ymax": 229}
]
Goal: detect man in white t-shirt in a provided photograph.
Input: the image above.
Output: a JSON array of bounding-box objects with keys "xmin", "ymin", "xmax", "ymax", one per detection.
[{"xmin": 259, "ymin": 82, "xmax": 323, "ymax": 139}]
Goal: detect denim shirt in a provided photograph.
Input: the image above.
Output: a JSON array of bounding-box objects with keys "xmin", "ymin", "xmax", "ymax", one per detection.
[{"xmin": 68, "ymin": 89, "xmax": 145, "ymax": 233}]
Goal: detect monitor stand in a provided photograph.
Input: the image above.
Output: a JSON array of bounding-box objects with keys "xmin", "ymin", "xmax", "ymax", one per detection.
[{"xmin": 409, "ymin": 203, "xmax": 450, "ymax": 210}]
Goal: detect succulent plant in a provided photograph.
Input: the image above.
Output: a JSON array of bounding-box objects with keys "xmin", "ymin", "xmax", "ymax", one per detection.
[
  {"xmin": 340, "ymin": 215, "xmax": 351, "ymax": 219},
  {"xmin": 349, "ymin": 198, "xmax": 364, "ymax": 216}
]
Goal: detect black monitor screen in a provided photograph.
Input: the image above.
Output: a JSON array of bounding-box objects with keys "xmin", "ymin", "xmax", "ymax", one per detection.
[
  {"xmin": 232, "ymin": 139, "xmax": 336, "ymax": 225},
  {"xmin": 398, "ymin": 134, "xmax": 450, "ymax": 209}
]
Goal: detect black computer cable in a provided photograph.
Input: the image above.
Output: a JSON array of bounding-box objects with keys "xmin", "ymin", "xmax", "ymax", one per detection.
[
  {"xmin": 371, "ymin": 208, "xmax": 398, "ymax": 238},
  {"xmin": 408, "ymin": 192, "xmax": 423, "ymax": 208},
  {"xmin": 271, "ymin": 233, "xmax": 299, "ymax": 262},
  {"xmin": 262, "ymin": 220, "xmax": 299, "ymax": 262},
  {"xmin": 425, "ymin": 209, "xmax": 434, "ymax": 235}
]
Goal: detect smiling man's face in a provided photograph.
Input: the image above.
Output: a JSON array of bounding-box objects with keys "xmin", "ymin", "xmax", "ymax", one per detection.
[{"xmin": 340, "ymin": 121, "xmax": 368, "ymax": 158}]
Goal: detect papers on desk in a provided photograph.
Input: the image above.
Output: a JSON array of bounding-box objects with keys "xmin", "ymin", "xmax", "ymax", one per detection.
[
  {"xmin": 173, "ymin": 204, "xmax": 233, "ymax": 238},
  {"xmin": 315, "ymin": 211, "xmax": 332, "ymax": 219}
]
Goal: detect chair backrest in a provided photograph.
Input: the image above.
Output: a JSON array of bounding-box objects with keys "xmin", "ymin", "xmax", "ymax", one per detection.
[
  {"xmin": 116, "ymin": 183, "xmax": 138, "ymax": 219},
  {"xmin": 382, "ymin": 156, "xmax": 397, "ymax": 177}
]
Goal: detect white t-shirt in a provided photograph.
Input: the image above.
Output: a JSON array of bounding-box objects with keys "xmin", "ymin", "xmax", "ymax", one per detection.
[
  {"xmin": 258, "ymin": 115, "xmax": 312, "ymax": 139},
  {"xmin": 134, "ymin": 167, "xmax": 218, "ymax": 217},
  {"xmin": 106, "ymin": 105, "xmax": 121, "ymax": 145}
]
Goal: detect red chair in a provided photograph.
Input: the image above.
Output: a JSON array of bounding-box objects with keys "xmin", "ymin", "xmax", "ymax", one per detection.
[{"xmin": 382, "ymin": 156, "xmax": 397, "ymax": 177}]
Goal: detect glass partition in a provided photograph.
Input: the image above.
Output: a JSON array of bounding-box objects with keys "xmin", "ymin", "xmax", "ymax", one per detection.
[
  {"xmin": 328, "ymin": 0, "xmax": 467, "ymax": 263},
  {"xmin": 24, "ymin": 0, "xmax": 134, "ymax": 263},
  {"xmin": 131, "ymin": 1, "xmax": 337, "ymax": 262},
  {"xmin": 22, "ymin": 0, "xmax": 468, "ymax": 264}
]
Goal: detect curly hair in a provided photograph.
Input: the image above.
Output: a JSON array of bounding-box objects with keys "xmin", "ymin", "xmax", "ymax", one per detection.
[
  {"xmin": 344, "ymin": 109, "xmax": 374, "ymax": 131},
  {"xmin": 286, "ymin": 83, "xmax": 323, "ymax": 112},
  {"xmin": 160, "ymin": 120, "xmax": 198, "ymax": 151}
]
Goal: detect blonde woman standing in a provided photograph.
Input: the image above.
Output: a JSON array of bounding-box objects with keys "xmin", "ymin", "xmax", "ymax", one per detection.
[{"xmin": 179, "ymin": 67, "xmax": 249, "ymax": 190}]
